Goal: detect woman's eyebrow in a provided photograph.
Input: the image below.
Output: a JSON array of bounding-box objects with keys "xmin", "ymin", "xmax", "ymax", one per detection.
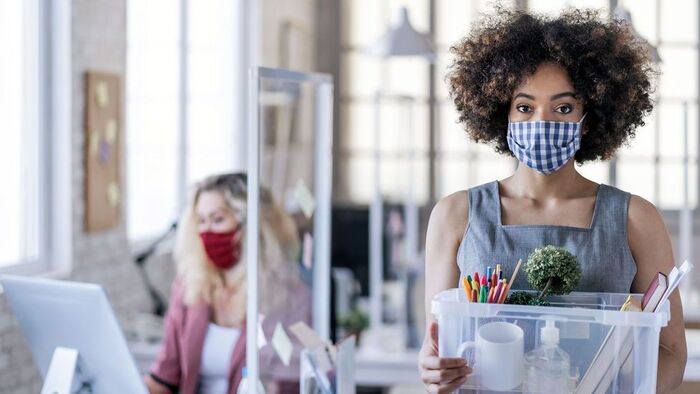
[
  {"xmin": 513, "ymin": 92, "xmax": 535, "ymax": 100},
  {"xmin": 550, "ymin": 91, "xmax": 576, "ymax": 100},
  {"xmin": 197, "ymin": 208, "xmax": 227, "ymax": 218},
  {"xmin": 513, "ymin": 91, "xmax": 577, "ymax": 101}
]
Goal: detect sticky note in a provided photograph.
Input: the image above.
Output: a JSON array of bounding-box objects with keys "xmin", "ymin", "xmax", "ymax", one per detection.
[
  {"xmin": 90, "ymin": 130, "xmax": 100, "ymax": 158},
  {"xmin": 258, "ymin": 322, "xmax": 267, "ymax": 349},
  {"xmin": 302, "ymin": 233, "xmax": 313, "ymax": 269},
  {"xmin": 105, "ymin": 119, "xmax": 118, "ymax": 144},
  {"xmin": 95, "ymin": 81, "xmax": 109, "ymax": 108},
  {"xmin": 289, "ymin": 321, "xmax": 324, "ymax": 349},
  {"xmin": 99, "ymin": 141, "xmax": 111, "ymax": 163},
  {"xmin": 294, "ymin": 179, "xmax": 315, "ymax": 219},
  {"xmin": 272, "ymin": 322, "xmax": 293, "ymax": 366},
  {"xmin": 107, "ymin": 182, "xmax": 120, "ymax": 207}
]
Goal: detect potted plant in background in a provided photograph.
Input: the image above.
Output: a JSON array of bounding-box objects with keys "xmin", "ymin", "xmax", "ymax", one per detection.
[{"xmin": 337, "ymin": 308, "xmax": 369, "ymax": 345}]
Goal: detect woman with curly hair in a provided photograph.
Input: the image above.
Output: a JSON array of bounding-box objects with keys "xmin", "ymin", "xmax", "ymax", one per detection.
[
  {"xmin": 145, "ymin": 173, "xmax": 309, "ymax": 394},
  {"xmin": 419, "ymin": 8, "xmax": 686, "ymax": 394}
]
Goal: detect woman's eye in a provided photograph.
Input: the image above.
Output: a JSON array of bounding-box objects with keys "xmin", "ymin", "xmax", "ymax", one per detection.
[
  {"xmin": 516, "ymin": 104, "xmax": 531, "ymax": 113},
  {"xmin": 213, "ymin": 217, "xmax": 224, "ymax": 224},
  {"xmin": 556, "ymin": 105, "xmax": 573, "ymax": 114}
]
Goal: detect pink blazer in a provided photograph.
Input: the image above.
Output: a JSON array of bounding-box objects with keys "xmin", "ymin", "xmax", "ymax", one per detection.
[
  {"xmin": 150, "ymin": 279, "xmax": 245, "ymax": 394},
  {"xmin": 150, "ymin": 278, "xmax": 311, "ymax": 394}
]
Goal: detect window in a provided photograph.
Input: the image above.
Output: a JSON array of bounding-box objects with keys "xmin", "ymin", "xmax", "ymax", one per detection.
[
  {"xmin": 434, "ymin": 0, "xmax": 521, "ymax": 198},
  {"xmin": 127, "ymin": 1, "xmax": 181, "ymax": 241},
  {"xmin": 127, "ymin": 0, "xmax": 246, "ymax": 241},
  {"xmin": 339, "ymin": 0, "xmax": 699, "ymax": 211},
  {"xmin": 615, "ymin": 0, "xmax": 698, "ymax": 210},
  {"xmin": 0, "ymin": 0, "xmax": 43, "ymax": 269},
  {"xmin": 338, "ymin": 0, "xmax": 434, "ymax": 204}
]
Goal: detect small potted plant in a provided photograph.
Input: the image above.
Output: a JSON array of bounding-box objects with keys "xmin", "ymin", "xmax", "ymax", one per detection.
[
  {"xmin": 337, "ymin": 309, "xmax": 369, "ymax": 344},
  {"xmin": 526, "ymin": 245, "xmax": 581, "ymax": 298},
  {"xmin": 507, "ymin": 245, "xmax": 581, "ymax": 305}
]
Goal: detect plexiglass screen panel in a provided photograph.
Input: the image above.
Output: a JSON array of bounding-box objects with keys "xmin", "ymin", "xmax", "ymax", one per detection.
[{"xmin": 247, "ymin": 68, "xmax": 333, "ymax": 391}]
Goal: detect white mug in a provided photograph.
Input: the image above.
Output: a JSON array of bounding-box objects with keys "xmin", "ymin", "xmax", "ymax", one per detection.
[{"xmin": 457, "ymin": 321, "xmax": 524, "ymax": 391}]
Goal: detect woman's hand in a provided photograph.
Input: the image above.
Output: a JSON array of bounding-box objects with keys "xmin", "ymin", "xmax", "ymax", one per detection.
[
  {"xmin": 419, "ymin": 321, "xmax": 471, "ymax": 394},
  {"xmin": 144, "ymin": 375, "xmax": 172, "ymax": 394}
]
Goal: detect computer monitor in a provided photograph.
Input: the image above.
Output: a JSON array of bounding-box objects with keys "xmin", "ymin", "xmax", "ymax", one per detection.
[{"xmin": 0, "ymin": 275, "xmax": 147, "ymax": 394}]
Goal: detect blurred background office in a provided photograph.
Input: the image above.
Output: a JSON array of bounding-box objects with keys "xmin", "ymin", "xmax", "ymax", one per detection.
[{"xmin": 1, "ymin": 0, "xmax": 699, "ymax": 392}]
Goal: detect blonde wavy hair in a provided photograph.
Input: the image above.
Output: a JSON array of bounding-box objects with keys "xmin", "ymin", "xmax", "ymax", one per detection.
[{"xmin": 174, "ymin": 173, "xmax": 301, "ymax": 313}]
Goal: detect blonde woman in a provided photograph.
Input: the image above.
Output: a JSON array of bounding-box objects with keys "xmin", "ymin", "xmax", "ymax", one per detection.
[{"xmin": 145, "ymin": 173, "xmax": 310, "ymax": 394}]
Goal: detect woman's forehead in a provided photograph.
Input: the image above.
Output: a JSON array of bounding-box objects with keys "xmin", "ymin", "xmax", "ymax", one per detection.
[
  {"xmin": 196, "ymin": 191, "xmax": 229, "ymax": 212},
  {"xmin": 513, "ymin": 63, "xmax": 576, "ymax": 98}
]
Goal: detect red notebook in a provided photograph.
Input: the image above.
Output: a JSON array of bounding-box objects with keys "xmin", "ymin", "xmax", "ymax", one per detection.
[{"xmin": 641, "ymin": 272, "xmax": 668, "ymax": 311}]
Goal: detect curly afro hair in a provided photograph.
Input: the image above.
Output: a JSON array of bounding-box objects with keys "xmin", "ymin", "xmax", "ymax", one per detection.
[{"xmin": 447, "ymin": 8, "xmax": 657, "ymax": 163}]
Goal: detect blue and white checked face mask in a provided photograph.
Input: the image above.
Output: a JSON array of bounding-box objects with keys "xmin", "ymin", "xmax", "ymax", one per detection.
[{"xmin": 507, "ymin": 114, "xmax": 587, "ymax": 175}]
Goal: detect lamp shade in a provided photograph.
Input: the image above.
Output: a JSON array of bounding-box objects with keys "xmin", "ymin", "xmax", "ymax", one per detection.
[
  {"xmin": 366, "ymin": 7, "xmax": 436, "ymax": 62},
  {"xmin": 613, "ymin": 6, "xmax": 661, "ymax": 64}
]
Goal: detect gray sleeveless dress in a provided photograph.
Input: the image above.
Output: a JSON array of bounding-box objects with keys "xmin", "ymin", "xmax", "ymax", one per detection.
[{"xmin": 457, "ymin": 181, "xmax": 637, "ymax": 293}]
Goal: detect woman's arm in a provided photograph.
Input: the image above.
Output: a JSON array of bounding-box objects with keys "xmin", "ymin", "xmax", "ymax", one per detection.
[
  {"xmin": 148, "ymin": 280, "xmax": 185, "ymax": 393},
  {"xmin": 628, "ymin": 195, "xmax": 687, "ymax": 393},
  {"xmin": 419, "ymin": 191, "xmax": 471, "ymax": 394}
]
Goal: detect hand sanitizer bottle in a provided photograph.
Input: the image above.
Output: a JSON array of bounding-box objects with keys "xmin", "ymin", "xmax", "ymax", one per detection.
[
  {"xmin": 237, "ymin": 367, "xmax": 266, "ymax": 394},
  {"xmin": 523, "ymin": 319, "xmax": 571, "ymax": 393}
]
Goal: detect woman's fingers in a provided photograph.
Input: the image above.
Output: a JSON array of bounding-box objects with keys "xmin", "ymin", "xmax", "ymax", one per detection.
[
  {"xmin": 426, "ymin": 374, "xmax": 468, "ymax": 394},
  {"xmin": 428, "ymin": 321, "xmax": 439, "ymax": 346},
  {"xmin": 420, "ymin": 355, "xmax": 467, "ymax": 370},
  {"xmin": 421, "ymin": 364, "xmax": 471, "ymax": 384}
]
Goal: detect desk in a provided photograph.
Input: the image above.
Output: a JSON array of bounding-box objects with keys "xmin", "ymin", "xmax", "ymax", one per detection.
[
  {"xmin": 354, "ymin": 350, "xmax": 421, "ymax": 386},
  {"xmin": 130, "ymin": 340, "xmax": 421, "ymax": 388}
]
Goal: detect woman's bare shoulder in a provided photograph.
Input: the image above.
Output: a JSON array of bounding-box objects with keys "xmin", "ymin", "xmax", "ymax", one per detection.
[
  {"xmin": 429, "ymin": 190, "xmax": 469, "ymax": 243},
  {"xmin": 626, "ymin": 194, "xmax": 675, "ymax": 274},
  {"xmin": 627, "ymin": 194, "xmax": 667, "ymax": 238}
]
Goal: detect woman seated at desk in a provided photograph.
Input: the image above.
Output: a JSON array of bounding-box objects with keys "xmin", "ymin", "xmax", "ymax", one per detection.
[{"xmin": 145, "ymin": 173, "xmax": 310, "ymax": 394}]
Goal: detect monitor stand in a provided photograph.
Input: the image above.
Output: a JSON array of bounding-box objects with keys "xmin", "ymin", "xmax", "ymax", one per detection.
[{"xmin": 41, "ymin": 347, "xmax": 93, "ymax": 394}]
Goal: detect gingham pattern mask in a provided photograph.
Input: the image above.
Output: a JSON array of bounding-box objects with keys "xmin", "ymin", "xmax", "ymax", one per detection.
[{"xmin": 507, "ymin": 113, "xmax": 587, "ymax": 175}]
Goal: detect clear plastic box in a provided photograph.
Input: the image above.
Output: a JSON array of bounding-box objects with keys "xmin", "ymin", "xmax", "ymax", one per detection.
[{"xmin": 432, "ymin": 289, "xmax": 670, "ymax": 393}]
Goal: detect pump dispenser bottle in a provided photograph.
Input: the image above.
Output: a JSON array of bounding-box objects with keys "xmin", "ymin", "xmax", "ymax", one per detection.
[{"xmin": 522, "ymin": 319, "xmax": 571, "ymax": 393}]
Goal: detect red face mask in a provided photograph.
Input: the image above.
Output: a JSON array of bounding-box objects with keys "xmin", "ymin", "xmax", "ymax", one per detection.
[{"xmin": 199, "ymin": 228, "xmax": 242, "ymax": 270}]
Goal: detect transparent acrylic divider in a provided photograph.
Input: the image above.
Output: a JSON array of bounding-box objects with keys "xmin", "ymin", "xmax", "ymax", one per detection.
[{"xmin": 246, "ymin": 67, "xmax": 333, "ymax": 393}]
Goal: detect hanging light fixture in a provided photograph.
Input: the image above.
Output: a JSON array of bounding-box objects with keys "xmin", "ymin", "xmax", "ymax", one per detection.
[
  {"xmin": 613, "ymin": 6, "xmax": 662, "ymax": 64},
  {"xmin": 366, "ymin": 6, "xmax": 436, "ymax": 62}
]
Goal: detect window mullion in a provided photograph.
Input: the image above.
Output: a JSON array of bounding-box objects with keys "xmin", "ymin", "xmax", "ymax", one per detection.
[{"xmin": 176, "ymin": 0, "xmax": 189, "ymax": 213}]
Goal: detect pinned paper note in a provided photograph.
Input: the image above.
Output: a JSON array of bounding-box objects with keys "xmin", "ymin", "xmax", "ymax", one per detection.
[
  {"xmin": 105, "ymin": 119, "xmax": 117, "ymax": 144},
  {"xmin": 289, "ymin": 321, "xmax": 324, "ymax": 349},
  {"xmin": 95, "ymin": 81, "xmax": 109, "ymax": 108},
  {"xmin": 99, "ymin": 141, "xmax": 112, "ymax": 163},
  {"xmin": 272, "ymin": 322, "xmax": 293, "ymax": 366},
  {"xmin": 90, "ymin": 130, "xmax": 100, "ymax": 157},
  {"xmin": 107, "ymin": 182, "xmax": 120, "ymax": 207},
  {"xmin": 303, "ymin": 233, "xmax": 313, "ymax": 270},
  {"xmin": 294, "ymin": 179, "xmax": 315, "ymax": 219}
]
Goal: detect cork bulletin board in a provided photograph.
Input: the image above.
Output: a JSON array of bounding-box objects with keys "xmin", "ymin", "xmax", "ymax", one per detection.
[{"xmin": 84, "ymin": 71, "xmax": 122, "ymax": 232}]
